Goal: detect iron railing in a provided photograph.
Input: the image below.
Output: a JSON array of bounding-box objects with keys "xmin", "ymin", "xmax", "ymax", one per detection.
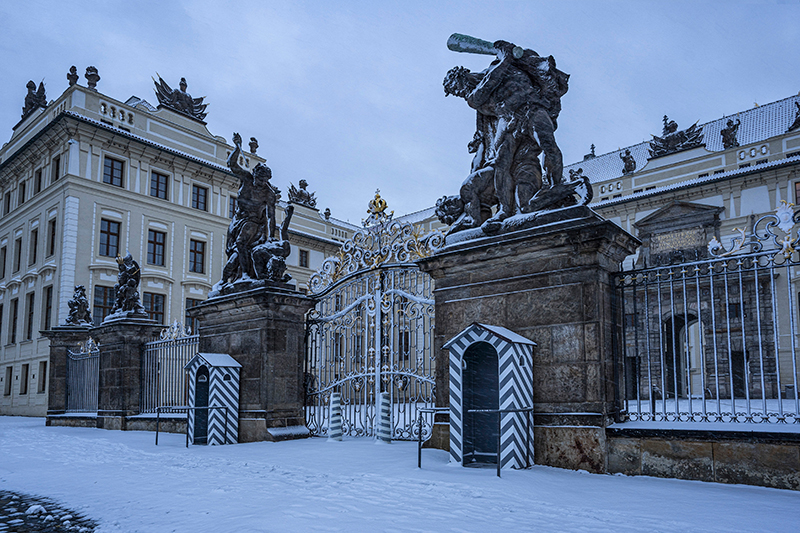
[
  {"xmin": 613, "ymin": 204, "xmax": 800, "ymax": 425},
  {"xmin": 66, "ymin": 338, "xmax": 99, "ymax": 413},
  {"xmin": 141, "ymin": 322, "xmax": 198, "ymax": 414}
]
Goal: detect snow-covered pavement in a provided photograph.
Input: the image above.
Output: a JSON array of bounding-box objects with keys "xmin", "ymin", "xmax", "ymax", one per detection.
[{"xmin": 0, "ymin": 416, "xmax": 798, "ymax": 532}]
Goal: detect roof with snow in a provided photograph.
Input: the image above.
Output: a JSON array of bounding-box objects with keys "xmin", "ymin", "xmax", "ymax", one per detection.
[
  {"xmin": 566, "ymin": 94, "xmax": 800, "ymax": 184},
  {"xmin": 443, "ymin": 322, "xmax": 536, "ymax": 349},
  {"xmin": 185, "ymin": 353, "xmax": 241, "ymax": 369}
]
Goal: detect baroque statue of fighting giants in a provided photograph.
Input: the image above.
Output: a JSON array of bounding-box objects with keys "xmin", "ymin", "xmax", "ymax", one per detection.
[
  {"xmin": 436, "ymin": 34, "xmax": 592, "ymax": 237},
  {"xmin": 103, "ymin": 253, "xmax": 147, "ymax": 322},
  {"xmin": 65, "ymin": 285, "xmax": 92, "ymax": 326},
  {"xmin": 211, "ymin": 132, "xmax": 295, "ymax": 296}
]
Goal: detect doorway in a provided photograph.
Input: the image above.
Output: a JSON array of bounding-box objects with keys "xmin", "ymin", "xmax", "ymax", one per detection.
[
  {"xmin": 194, "ymin": 365, "xmax": 209, "ymax": 444},
  {"xmin": 462, "ymin": 341, "xmax": 499, "ymax": 466}
]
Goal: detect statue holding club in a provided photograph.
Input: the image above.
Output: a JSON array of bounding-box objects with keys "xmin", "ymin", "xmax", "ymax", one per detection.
[{"xmin": 437, "ymin": 33, "xmax": 591, "ymax": 236}]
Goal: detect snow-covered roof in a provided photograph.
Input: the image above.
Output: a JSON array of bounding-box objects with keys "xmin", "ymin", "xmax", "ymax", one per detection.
[
  {"xmin": 185, "ymin": 352, "xmax": 241, "ymax": 369},
  {"xmin": 566, "ymin": 94, "xmax": 800, "ymax": 184},
  {"xmin": 443, "ymin": 322, "xmax": 536, "ymax": 348},
  {"xmin": 594, "ymin": 152, "xmax": 800, "ymax": 208},
  {"xmin": 395, "ymin": 206, "xmax": 437, "ymax": 225}
]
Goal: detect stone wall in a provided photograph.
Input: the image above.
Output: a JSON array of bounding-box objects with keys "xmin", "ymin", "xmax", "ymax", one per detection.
[{"xmin": 607, "ymin": 427, "xmax": 800, "ymax": 490}]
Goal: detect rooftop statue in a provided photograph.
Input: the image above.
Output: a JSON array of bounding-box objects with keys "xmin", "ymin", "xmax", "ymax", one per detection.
[
  {"xmin": 67, "ymin": 66, "xmax": 78, "ymax": 87},
  {"xmin": 153, "ymin": 75, "xmax": 208, "ymax": 121},
  {"xmin": 720, "ymin": 118, "xmax": 741, "ymax": 149},
  {"xmin": 21, "ymin": 80, "xmax": 46, "ymax": 120},
  {"xmin": 288, "ymin": 179, "xmax": 317, "ymax": 209},
  {"xmin": 212, "ymin": 132, "xmax": 288, "ymax": 296},
  {"xmin": 65, "ymin": 285, "xmax": 92, "ymax": 326},
  {"xmin": 620, "ymin": 149, "xmax": 636, "ymax": 174},
  {"xmin": 788, "ymin": 102, "xmax": 800, "ymax": 132},
  {"xmin": 249, "ymin": 137, "xmax": 259, "ymax": 154},
  {"xmin": 437, "ymin": 33, "xmax": 591, "ymax": 236},
  {"xmin": 648, "ymin": 115, "xmax": 704, "ymax": 158}
]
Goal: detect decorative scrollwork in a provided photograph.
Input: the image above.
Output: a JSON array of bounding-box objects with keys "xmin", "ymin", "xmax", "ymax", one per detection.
[
  {"xmin": 76, "ymin": 337, "xmax": 99, "ymax": 355},
  {"xmin": 709, "ymin": 201, "xmax": 799, "ymax": 259},
  {"xmin": 309, "ymin": 193, "xmax": 444, "ymax": 294},
  {"xmin": 159, "ymin": 320, "xmax": 193, "ymax": 340}
]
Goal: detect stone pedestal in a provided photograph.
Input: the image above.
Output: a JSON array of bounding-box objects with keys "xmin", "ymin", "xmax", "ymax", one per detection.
[
  {"xmin": 42, "ymin": 326, "xmax": 91, "ymax": 420},
  {"xmin": 187, "ymin": 285, "xmax": 314, "ymax": 442},
  {"xmin": 90, "ymin": 318, "xmax": 162, "ymax": 430},
  {"xmin": 417, "ymin": 206, "xmax": 639, "ymax": 472}
]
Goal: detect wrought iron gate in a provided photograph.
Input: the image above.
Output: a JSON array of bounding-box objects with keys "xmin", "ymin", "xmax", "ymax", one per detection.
[
  {"xmin": 66, "ymin": 337, "xmax": 99, "ymax": 413},
  {"xmin": 304, "ymin": 192, "xmax": 443, "ymax": 439}
]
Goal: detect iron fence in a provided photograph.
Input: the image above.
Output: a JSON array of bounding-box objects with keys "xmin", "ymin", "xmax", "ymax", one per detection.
[
  {"xmin": 613, "ymin": 204, "xmax": 800, "ymax": 425},
  {"xmin": 66, "ymin": 338, "xmax": 99, "ymax": 413},
  {"xmin": 141, "ymin": 322, "xmax": 198, "ymax": 414}
]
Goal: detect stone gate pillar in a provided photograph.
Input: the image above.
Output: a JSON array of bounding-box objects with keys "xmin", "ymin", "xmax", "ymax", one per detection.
[
  {"xmin": 417, "ymin": 206, "xmax": 639, "ymax": 472},
  {"xmin": 187, "ymin": 285, "xmax": 314, "ymax": 442},
  {"xmin": 90, "ymin": 319, "xmax": 162, "ymax": 430}
]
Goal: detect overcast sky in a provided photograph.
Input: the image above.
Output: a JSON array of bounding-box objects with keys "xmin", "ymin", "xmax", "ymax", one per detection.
[{"xmin": 1, "ymin": 1, "xmax": 799, "ymax": 224}]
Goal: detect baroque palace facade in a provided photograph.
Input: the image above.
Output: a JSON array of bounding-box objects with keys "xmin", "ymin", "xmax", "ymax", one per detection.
[
  {"xmin": 577, "ymin": 95, "xmax": 800, "ymax": 266},
  {"xmin": 0, "ymin": 67, "xmax": 357, "ymax": 416}
]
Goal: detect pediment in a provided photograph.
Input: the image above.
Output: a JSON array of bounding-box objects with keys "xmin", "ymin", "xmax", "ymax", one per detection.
[{"xmin": 635, "ymin": 201, "xmax": 724, "ymax": 232}]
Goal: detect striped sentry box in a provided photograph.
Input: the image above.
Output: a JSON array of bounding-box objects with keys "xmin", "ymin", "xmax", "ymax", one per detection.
[
  {"xmin": 444, "ymin": 323, "xmax": 535, "ymax": 470},
  {"xmin": 185, "ymin": 353, "xmax": 241, "ymax": 445}
]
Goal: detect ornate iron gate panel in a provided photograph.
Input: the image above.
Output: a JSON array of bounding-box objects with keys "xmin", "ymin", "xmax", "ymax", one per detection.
[
  {"xmin": 304, "ymin": 192, "xmax": 443, "ymax": 439},
  {"xmin": 66, "ymin": 338, "xmax": 99, "ymax": 413}
]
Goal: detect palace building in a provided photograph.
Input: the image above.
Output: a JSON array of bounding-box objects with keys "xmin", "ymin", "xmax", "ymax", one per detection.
[{"xmin": 0, "ymin": 68, "xmax": 357, "ymax": 416}]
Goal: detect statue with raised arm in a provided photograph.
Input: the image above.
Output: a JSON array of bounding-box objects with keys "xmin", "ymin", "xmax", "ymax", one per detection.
[
  {"xmin": 439, "ymin": 34, "xmax": 589, "ymax": 236},
  {"xmin": 106, "ymin": 253, "xmax": 146, "ymax": 320},
  {"xmin": 720, "ymin": 118, "xmax": 741, "ymax": 149},
  {"xmin": 214, "ymin": 132, "xmax": 284, "ymax": 294}
]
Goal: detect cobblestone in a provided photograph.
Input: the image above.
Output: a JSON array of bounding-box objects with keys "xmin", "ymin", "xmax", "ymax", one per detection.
[{"xmin": 0, "ymin": 491, "xmax": 96, "ymax": 532}]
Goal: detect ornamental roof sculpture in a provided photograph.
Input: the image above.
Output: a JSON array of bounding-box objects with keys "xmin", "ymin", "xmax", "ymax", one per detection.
[
  {"xmin": 648, "ymin": 115, "xmax": 705, "ymax": 159},
  {"xmin": 21, "ymin": 80, "xmax": 46, "ymax": 120},
  {"xmin": 308, "ymin": 191, "xmax": 443, "ymax": 294},
  {"xmin": 153, "ymin": 75, "xmax": 208, "ymax": 122},
  {"xmin": 288, "ymin": 179, "xmax": 317, "ymax": 209},
  {"xmin": 788, "ymin": 102, "xmax": 800, "ymax": 132},
  {"xmin": 720, "ymin": 117, "xmax": 741, "ymax": 149}
]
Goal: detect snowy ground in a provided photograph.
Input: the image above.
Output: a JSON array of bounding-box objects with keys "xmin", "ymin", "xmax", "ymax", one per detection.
[{"xmin": 1, "ymin": 417, "xmax": 798, "ymax": 532}]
